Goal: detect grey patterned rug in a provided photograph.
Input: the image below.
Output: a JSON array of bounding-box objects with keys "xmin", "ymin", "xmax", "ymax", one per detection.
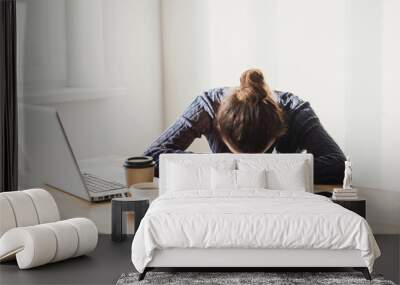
[{"xmin": 116, "ymin": 272, "xmax": 396, "ymax": 285}]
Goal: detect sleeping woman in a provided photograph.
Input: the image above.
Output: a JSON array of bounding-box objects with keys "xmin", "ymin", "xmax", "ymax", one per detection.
[{"xmin": 144, "ymin": 69, "xmax": 345, "ymax": 184}]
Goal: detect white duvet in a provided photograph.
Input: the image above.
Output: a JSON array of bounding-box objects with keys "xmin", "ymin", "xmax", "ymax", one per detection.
[{"xmin": 131, "ymin": 190, "xmax": 380, "ymax": 273}]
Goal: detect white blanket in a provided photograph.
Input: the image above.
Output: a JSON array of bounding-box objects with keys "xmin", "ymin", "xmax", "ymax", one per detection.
[{"xmin": 131, "ymin": 190, "xmax": 380, "ymax": 272}]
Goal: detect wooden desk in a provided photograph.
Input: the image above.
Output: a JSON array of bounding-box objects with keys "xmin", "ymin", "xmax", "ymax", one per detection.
[
  {"xmin": 45, "ymin": 185, "xmax": 136, "ymax": 234},
  {"xmin": 314, "ymin": 184, "xmax": 339, "ymax": 192}
]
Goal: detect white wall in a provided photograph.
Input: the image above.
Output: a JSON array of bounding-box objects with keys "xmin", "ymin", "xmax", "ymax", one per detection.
[
  {"xmin": 273, "ymin": 0, "xmax": 347, "ymax": 149},
  {"xmin": 57, "ymin": 0, "xmax": 163, "ymax": 159},
  {"xmin": 344, "ymin": 0, "xmax": 400, "ymax": 193},
  {"xmin": 17, "ymin": 0, "xmax": 163, "ymax": 187},
  {"xmin": 160, "ymin": 1, "xmax": 211, "ymax": 122},
  {"xmin": 160, "ymin": 0, "xmax": 213, "ymax": 152},
  {"xmin": 17, "ymin": 0, "xmax": 67, "ymax": 91},
  {"xmin": 162, "ymin": 0, "xmax": 347, "ymax": 152},
  {"xmin": 161, "ymin": 0, "xmax": 400, "ymax": 194},
  {"xmin": 380, "ymin": 0, "xmax": 400, "ymax": 192},
  {"xmin": 344, "ymin": 0, "xmax": 383, "ymax": 189}
]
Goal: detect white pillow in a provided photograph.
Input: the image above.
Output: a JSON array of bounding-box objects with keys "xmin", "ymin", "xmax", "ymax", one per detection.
[
  {"xmin": 237, "ymin": 169, "xmax": 267, "ymax": 189},
  {"xmin": 266, "ymin": 165, "xmax": 307, "ymax": 191},
  {"xmin": 167, "ymin": 160, "xmax": 235, "ymax": 191},
  {"xmin": 238, "ymin": 159, "xmax": 309, "ymax": 192},
  {"xmin": 211, "ymin": 168, "xmax": 236, "ymax": 190},
  {"xmin": 211, "ymin": 168, "xmax": 267, "ymax": 190}
]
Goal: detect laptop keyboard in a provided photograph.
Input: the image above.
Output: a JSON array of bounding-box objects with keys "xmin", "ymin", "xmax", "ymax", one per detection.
[{"xmin": 82, "ymin": 173, "xmax": 126, "ymax": 193}]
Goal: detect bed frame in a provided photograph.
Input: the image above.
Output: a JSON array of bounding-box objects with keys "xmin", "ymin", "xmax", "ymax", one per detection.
[
  {"xmin": 138, "ymin": 154, "xmax": 372, "ymax": 281},
  {"xmin": 139, "ymin": 248, "xmax": 371, "ymax": 280}
]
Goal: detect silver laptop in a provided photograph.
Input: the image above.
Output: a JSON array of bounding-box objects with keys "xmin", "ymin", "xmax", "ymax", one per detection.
[{"xmin": 22, "ymin": 104, "xmax": 128, "ymax": 202}]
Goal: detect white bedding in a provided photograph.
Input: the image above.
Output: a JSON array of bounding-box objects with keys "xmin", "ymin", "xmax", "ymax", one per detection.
[{"xmin": 131, "ymin": 190, "xmax": 380, "ymax": 273}]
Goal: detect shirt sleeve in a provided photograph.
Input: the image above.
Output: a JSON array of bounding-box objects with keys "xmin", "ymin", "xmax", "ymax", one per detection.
[
  {"xmin": 143, "ymin": 94, "xmax": 214, "ymax": 177},
  {"xmin": 295, "ymin": 104, "xmax": 346, "ymax": 185}
]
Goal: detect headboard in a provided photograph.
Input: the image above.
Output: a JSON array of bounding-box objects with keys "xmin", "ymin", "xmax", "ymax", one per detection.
[{"xmin": 159, "ymin": 153, "xmax": 314, "ymax": 195}]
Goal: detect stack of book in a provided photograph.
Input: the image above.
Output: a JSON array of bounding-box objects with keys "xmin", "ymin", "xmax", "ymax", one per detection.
[{"xmin": 332, "ymin": 188, "xmax": 358, "ymax": 200}]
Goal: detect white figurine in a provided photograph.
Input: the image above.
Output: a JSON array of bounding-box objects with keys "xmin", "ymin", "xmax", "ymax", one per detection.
[{"xmin": 343, "ymin": 156, "xmax": 352, "ymax": 189}]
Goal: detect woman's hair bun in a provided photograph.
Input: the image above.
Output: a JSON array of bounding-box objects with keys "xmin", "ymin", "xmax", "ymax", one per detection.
[
  {"xmin": 237, "ymin": 68, "xmax": 268, "ymax": 101},
  {"xmin": 240, "ymin": 68, "xmax": 265, "ymax": 90}
]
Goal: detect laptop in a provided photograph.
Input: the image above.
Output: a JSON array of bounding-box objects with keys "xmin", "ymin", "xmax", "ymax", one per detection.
[{"xmin": 22, "ymin": 104, "xmax": 128, "ymax": 202}]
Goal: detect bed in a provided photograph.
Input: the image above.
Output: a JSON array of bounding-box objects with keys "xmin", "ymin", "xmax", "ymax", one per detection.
[{"xmin": 131, "ymin": 154, "xmax": 380, "ymax": 280}]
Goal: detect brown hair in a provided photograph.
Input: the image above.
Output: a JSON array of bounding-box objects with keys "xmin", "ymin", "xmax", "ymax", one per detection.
[{"xmin": 216, "ymin": 69, "xmax": 286, "ymax": 153}]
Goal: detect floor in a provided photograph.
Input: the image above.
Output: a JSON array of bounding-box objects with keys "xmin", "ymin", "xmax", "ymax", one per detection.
[
  {"xmin": 0, "ymin": 235, "xmax": 134, "ymax": 285},
  {"xmin": 0, "ymin": 235, "xmax": 399, "ymax": 285}
]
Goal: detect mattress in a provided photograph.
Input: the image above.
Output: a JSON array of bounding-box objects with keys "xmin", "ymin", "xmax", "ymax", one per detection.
[{"xmin": 131, "ymin": 190, "xmax": 380, "ymax": 273}]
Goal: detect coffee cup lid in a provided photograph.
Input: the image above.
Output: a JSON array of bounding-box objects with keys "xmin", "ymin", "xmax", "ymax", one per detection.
[{"xmin": 124, "ymin": 156, "xmax": 155, "ymax": 168}]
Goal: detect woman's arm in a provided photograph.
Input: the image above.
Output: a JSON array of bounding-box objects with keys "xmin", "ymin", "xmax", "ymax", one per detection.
[
  {"xmin": 301, "ymin": 122, "xmax": 346, "ymax": 184},
  {"xmin": 144, "ymin": 94, "xmax": 214, "ymax": 177},
  {"xmin": 295, "ymin": 104, "xmax": 346, "ymax": 184}
]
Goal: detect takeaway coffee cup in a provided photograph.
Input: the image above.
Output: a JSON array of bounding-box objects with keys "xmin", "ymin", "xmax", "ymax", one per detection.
[{"xmin": 123, "ymin": 156, "xmax": 155, "ymax": 188}]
